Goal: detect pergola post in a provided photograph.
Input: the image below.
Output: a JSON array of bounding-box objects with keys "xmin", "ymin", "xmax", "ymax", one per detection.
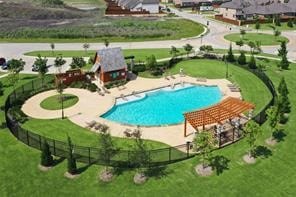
[{"xmin": 184, "ymin": 118, "xmax": 187, "ymax": 137}]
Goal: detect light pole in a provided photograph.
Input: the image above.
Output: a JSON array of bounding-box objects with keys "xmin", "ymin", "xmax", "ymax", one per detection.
[
  {"xmin": 59, "ymin": 79, "xmax": 65, "ymax": 119},
  {"xmin": 200, "ymin": 34, "xmax": 203, "ymax": 45}
]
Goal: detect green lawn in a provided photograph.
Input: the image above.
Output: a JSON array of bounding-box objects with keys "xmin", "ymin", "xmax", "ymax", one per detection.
[
  {"xmin": 40, "ymin": 94, "xmax": 79, "ymax": 110},
  {"xmin": 246, "ymin": 22, "xmax": 296, "ymax": 31},
  {"xmin": 2, "ymin": 58, "xmax": 296, "ymax": 196},
  {"xmin": 24, "ymin": 48, "xmax": 184, "ymax": 61},
  {"xmin": 224, "ymin": 33, "xmax": 289, "ymax": 46}
]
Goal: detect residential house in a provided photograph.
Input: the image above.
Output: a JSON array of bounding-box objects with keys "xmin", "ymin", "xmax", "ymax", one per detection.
[
  {"xmin": 91, "ymin": 47, "xmax": 127, "ymax": 84},
  {"xmin": 116, "ymin": 0, "xmax": 160, "ymax": 14}
]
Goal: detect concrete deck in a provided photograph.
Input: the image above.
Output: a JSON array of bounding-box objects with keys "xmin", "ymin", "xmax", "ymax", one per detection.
[{"xmin": 22, "ymin": 74, "xmax": 241, "ymax": 146}]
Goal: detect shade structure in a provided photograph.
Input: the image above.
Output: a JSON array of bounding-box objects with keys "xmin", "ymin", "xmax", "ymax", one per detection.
[{"xmin": 183, "ymin": 97, "xmax": 255, "ymax": 137}]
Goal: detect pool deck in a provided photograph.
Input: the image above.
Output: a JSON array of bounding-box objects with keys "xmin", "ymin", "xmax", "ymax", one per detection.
[{"xmin": 22, "ymin": 74, "xmax": 241, "ymax": 147}]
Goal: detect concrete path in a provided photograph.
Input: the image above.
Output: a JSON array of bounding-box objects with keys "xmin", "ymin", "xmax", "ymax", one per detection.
[{"xmin": 22, "ymin": 75, "xmax": 241, "ymax": 146}]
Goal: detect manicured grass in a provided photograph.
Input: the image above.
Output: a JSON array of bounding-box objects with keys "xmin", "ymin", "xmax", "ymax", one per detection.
[
  {"xmin": 246, "ymin": 22, "xmax": 296, "ymax": 31},
  {"xmin": 24, "ymin": 48, "xmax": 184, "ymax": 61},
  {"xmin": 40, "ymin": 94, "xmax": 79, "ymax": 110},
  {"xmin": 22, "ymin": 119, "xmax": 168, "ymax": 149},
  {"xmin": 224, "ymin": 33, "xmax": 289, "ymax": 46},
  {"xmin": 1, "ymin": 59, "xmax": 296, "ymax": 196}
]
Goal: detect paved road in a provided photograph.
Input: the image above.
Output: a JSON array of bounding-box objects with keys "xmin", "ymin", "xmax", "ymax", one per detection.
[{"xmin": 0, "ymin": 8, "xmax": 295, "ymax": 73}]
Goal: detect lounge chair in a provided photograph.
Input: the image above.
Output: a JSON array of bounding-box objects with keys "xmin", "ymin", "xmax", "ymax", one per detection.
[
  {"xmin": 164, "ymin": 75, "xmax": 170, "ymax": 80},
  {"xmin": 85, "ymin": 120, "xmax": 96, "ymax": 129},
  {"xmin": 170, "ymin": 75, "xmax": 176, "ymax": 79},
  {"xmin": 102, "ymin": 86, "xmax": 111, "ymax": 94},
  {"xmin": 120, "ymin": 94, "xmax": 128, "ymax": 101},
  {"xmin": 132, "ymin": 91, "xmax": 141, "ymax": 97},
  {"xmin": 196, "ymin": 77, "xmax": 207, "ymax": 82},
  {"xmin": 229, "ymin": 87, "xmax": 240, "ymax": 92},
  {"xmin": 97, "ymin": 89, "xmax": 105, "ymax": 96},
  {"xmin": 123, "ymin": 129, "xmax": 132, "ymax": 137}
]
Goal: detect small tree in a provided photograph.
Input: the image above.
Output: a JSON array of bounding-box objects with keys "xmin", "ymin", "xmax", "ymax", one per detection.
[
  {"xmin": 237, "ymin": 51, "xmax": 247, "ymax": 65},
  {"xmin": 54, "ymin": 56, "xmax": 66, "ymax": 73},
  {"xmin": 248, "ymin": 41, "xmax": 256, "ymax": 54},
  {"xmin": 40, "ymin": 139, "xmax": 54, "ymax": 167},
  {"xmin": 226, "ymin": 43, "xmax": 235, "ymax": 62},
  {"xmin": 194, "ymin": 131, "xmax": 216, "ymax": 168},
  {"xmin": 274, "ymin": 15, "xmax": 281, "ymax": 26},
  {"xmin": 248, "ymin": 55, "xmax": 257, "ymax": 69},
  {"xmin": 278, "ymin": 77, "xmax": 290, "ymax": 113},
  {"xmin": 199, "ymin": 45, "xmax": 213, "ymax": 55},
  {"xmin": 278, "ymin": 52, "xmax": 290, "ymax": 70},
  {"xmin": 266, "ymin": 106, "xmax": 280, "ymax": 139},
  {"xmin": 130, "ymin": 133, "xmax": 151, "ymax": 174},
  {"xmin": 170, "ymin": 46, "xmax": 179, "ymax": 58},
  {"xmin": 8, "ymin": 59, "xmax": 25, "ymax": 89},
  {"xmin": 70, "ymin": 57, "xmax": 86, "ymax": 69},
  {"xmin": 67, "ymin": 136, "xmax": 77, "ymax": 175},
  {"xmin": 50, "ymin": 43, "xmax": 55, "ymax": 56},
  {"xmin": 274, "ymin": 29, "xmax": 281, "ymax": 40},
  {"xmin": 0, "ymin": 81, "xmax": 4, "ymax": 96},
  {"xmin": 240, "ymin": 29, "xmax": 246, "ymax": 39},
  {"xmin": 278, "ymin": 41, "xmax": 289, "ymax": 70},
  {"xmin": 34, "ymin": 55, "xmax": 48, "ymax": 86},
  {"xmin": 278, "ymin": 41, "xmax": 288, "ymax": 57},
  {"xmin": 183, "ymin": 43, "xmax": 193, "ymax": 57},
  {"xmin": 83, "ymin": 43, "xmax": 90, "ymax": 55},
  {"xmin": 255, "ymin": 21, "xmax": 261, "ymax": 32},
  {"xmin": 98, "ymin": 128, "xmax": 118, "ymax": 172},
  {"xmin": 287, "ymin": 19, "xmax": 294, "ymax": 28},
  {"xmin": 146, "ymin": 55, "xmax": 157, "ymax": 71},
  {"xmin": 255, "ymin": 41, "xmax": 262, "ymax": 53},
  {"xmin": 104, "ymin": 39, "xmax": 110, "ymax": 47},
  {"xmin": 244, "ymin": 120, "xmax": 261, "ymax": 157},
  {"xmin": 235, "ymin": 40, "xmax": 244, "ymax": 51}
]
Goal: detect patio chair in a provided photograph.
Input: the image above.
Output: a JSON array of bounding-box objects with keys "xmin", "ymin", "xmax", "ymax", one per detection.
[
  {"xmin": 123, "ymin": 129, "xmax": 132, "ymax": 137},
  {"xmin": 85, "ymin": 120, "xmax": 96, "ymax": 129},
  {"xmin": 102, "ymin": 86, "xmax": 111, "ymax": 94},
  {"xmin": 132, "ymin": 91, "xmax": 141, "ymax": 97},
  {"xmin": 97, "ymin": 89, "xmax": 105, "ymax": 96},
  {"xmin": 170, "ymin": 75, "xmax": 176, "ymax": 79},
  {"xmin": 120, "ymin": 94, "xmax": 128, "ymax": 101}
]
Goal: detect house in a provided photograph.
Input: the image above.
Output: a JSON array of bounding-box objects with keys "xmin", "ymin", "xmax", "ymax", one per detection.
[
  {"xmin": 116, "ymin": 0, "xmax": 160, "ymax": 14},
  {"xmin": 91, "ymin": 47, "xmax": 127, "ymax": 84},
  {"xmin": 216, "ymin": 0, "xmax": 296, "ymax": 24},
  {"xmin": 173, "ymin": 0, "xmax": 226, "ymax": 9}
]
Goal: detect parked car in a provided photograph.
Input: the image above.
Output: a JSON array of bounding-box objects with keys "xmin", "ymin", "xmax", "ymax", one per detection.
[{"xmin": 0, "ymin": 58, "xmax": 6, "ymax": 66}]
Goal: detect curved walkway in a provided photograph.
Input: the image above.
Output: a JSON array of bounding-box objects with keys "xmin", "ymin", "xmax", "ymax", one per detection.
[{"xmin": 22, "ymin": 75, "xmax": 241, "ymax": 146}]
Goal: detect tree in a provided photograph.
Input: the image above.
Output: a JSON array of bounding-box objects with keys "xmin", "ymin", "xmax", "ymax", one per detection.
[
  {"xmin": 54, "ymin": 56, "xmax": 66, "ymax": 73},
  {"xmin": 255, "ymin": 21, "xmax": 261, "ymax": 32},
  {"xmin": 255, "ymin": 41, "xmax": 262, "ymax": 53},
  {"xmin": 130, "ymin": 133, "xmax": 151, "ymax": 173},
  {"xmin": 50, "ymin": 43, "xmax": 55, "ymax": 56},
  {"xmin": 226, "ymin": 43, "xmax": 235, "ymax": 62},
  {"xmin": 40, "ymin": 139, "xmax": 54, "ymax": 167},
  {"xmin": 104, "ymin": 39, "xmax": 109, "ymax": 47},
  {"xmin": 70, "ymin": 57, "xmax": 86, "ymax": 69},
  {"xmin": 248, "ymin": 55, "xmax": 257, "ymax": 69},
  {"xmin": 183, "ymin": 43, "xmax": 193, "ymax": 57},
  {"xmin": 0, "ymin": 81, "xmax": 4, "ymax": 96},
  {"xmin": 170, "ymin": 46, "xmax": 179, "ymax": 58},
  {"xmin": 194, "ymin": 131, "xmax": 216, "ymax": 168},
  {"xmin": 83, "ymin": 43, "xmax": 90, "ymax": 55},
  {"xmin": 278, "ymin": 77, "xmax": 290, "ymax": 113},
  {"xmin": 240, "ymin": 29, "xmax": 246, "ymax": 39},
  {"xmin": 278, "ymin": 41, "xmax": 290, "ymax": 70},
  {"xmin": 235, "ymin": 40, "xmax": 244, "ymax": 51},
  {"xmin": 34, "ymin": 55, "xmax": 48, "ymax": 86},
  {"xmin": 98, "ymin": 128, "xmax": 118, "ymax": 171},
  {"xmin": 244, "ymin": 120, "xmax": 261, "ymax": 157},
  {"xmin": 287, "ymin": 19, "xmax": 294, "ymax": 28},
  {"xmin": 8, "ymin": 59, "xmax": 25, "ymax": 89},
  {"xmin": 146, "ymin": 55, "xmax": 157, "ymax": 71},
  {"xmin": 266, "ymin": 106, "xmax": 280, "ymax": 136},
  {"xmin": 248, "ymin": 41, "xmax": 256, "ymax": 54},
  {"xmin": 67, "ymin": 136, "xmax": 77, "ymax": 175},
  {"xmin": 273, "ymin": 29, "xmax": 281, "ymax": 40},
  {"xmin": 274, "ymin": 15, "xmax": 281, "ymax": 26},
  {"xmin": 237, "ymin": 51, "xmax": 247, "ymax": 65},
  {"xmin": 199, "ymin": 45, "xmax": 213, "ymax": 55}
]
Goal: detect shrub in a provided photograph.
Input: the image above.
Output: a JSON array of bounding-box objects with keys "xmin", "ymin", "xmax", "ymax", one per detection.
[
  {"xmin": 226, "ymin": 44, "xmax": 235, "ymax": 62},
  {"xmin": 87, "ymin": 83, "xmax": 98, "ymax": 92},
  {"xmin": 248, "ymin": 55, "xmax": 257, "ymax": 69},
  {"xmin": 287, "ymin": 19, "xmax": 294, "ymax": 28},
  {"xmin": 132, "ymin": 64, "xmax": 146, "ymax": 74},
  {"xmin": 40, "ymin": 140, "xmax": 54, "ymax": 167},
  {"xmin": 67, "ymin": 136, "xmax": 77, "ymax": 175},
  {"xmin": 237, "ymin": 51, "xmax": 247, "ymax": 65},
  {"xmin": 69, "ymin": 81, "xmax": 86, "ymax": 89}
]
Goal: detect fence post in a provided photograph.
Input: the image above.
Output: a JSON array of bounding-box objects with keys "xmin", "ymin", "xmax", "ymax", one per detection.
[
  {"xmin": 39, "ymin": 135, "xmax": 42, "ymax": 150},
  {"xmin": 26, "ymin": 130, "xmax": 29, "ymax": 146},
  {"xmin": 186, "ymin": 142, "xmax": 190, "ymax": 157},
  {"xmin": 53, "ymin": 140, "xmax": 56, "ymax": 155},
  {"xmin": 169, "ymin": 147, "xmax": 171, "ymax": 162},
  {"xmin": 88, "ymin": 147, "xmax": 91, "ymax": 164},
  {"xmin": 32, "ymin": 80, "xmax": 34, "ymax": 91}
]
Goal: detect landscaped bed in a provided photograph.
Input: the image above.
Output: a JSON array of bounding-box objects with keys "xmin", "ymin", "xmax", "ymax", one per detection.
[
  {"xmin": 224, "ymin": 33, "xmax": 288, "ymax": 45},
  {"xmin": 40, "ymin": 94, "xmax": 79, "ymax": 110}
]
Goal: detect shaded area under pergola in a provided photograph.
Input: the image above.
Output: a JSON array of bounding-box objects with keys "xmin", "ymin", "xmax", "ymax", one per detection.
[{"xmin": 183, "ymin": 97, "xmax": 255, "ymax": 138}]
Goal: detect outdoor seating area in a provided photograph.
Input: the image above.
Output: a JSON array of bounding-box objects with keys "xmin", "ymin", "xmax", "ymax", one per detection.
[{"xmin": 184, "ymin": 97, "xmax": 255, "ymax": 147}]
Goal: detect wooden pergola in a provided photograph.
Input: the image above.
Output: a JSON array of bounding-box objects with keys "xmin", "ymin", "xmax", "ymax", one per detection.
[{"xmin": 183, "ymin": 97, "xmax": 255, "ymax": 137}]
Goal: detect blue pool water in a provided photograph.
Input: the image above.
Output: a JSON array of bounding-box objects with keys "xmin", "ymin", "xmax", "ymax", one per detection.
[{"xmin": 101, "ymin": 84, "xmax": 222, "ymax": 126}]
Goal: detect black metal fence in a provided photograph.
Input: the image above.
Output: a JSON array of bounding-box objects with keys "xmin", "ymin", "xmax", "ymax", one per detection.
[{"xmin": 4, "ymin": 62, "xmax": 276, "ymax": 167}]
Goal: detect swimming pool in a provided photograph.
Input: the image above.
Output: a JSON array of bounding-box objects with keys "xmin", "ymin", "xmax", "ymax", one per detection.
[{"xmin": 101, "ymin": 84, "xmax": 222, "ymax": 126}]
